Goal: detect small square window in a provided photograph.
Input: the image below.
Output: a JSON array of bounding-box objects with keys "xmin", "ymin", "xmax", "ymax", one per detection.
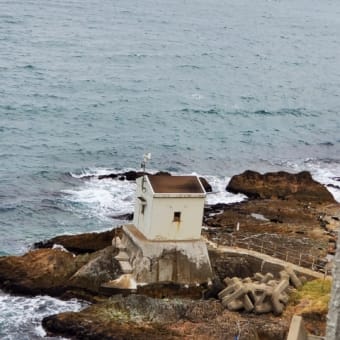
[{"xmin": 173, "ymin": 211, "xmax": 181, "ymax": 222}]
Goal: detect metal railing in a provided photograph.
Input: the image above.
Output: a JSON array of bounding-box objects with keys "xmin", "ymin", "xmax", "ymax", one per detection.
[{"xmin": 228, "ymin": 236, "xmax": 330, "ymax": 273}]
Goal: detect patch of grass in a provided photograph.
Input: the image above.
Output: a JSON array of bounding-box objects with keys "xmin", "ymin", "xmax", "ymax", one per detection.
[{"xmin": 289, "ymin": 278, "xmax": 332, "ymax": 315}]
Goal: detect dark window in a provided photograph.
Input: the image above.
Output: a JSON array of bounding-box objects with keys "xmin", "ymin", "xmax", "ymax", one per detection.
[
  {"xmin": 138, "ymin": 196, "xmax": 147, "ymax": 214},
  {"xmin": 173, "ymin": 211, "xmax": 181, "ymax": 222}
]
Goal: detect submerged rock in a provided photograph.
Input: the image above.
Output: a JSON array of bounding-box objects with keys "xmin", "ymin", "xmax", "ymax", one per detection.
[{"xmin": 226, "ymin": 170, "xmax": 335, "ymax": 203}]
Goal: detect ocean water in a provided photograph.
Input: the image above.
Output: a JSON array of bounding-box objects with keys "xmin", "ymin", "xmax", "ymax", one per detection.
[{"xmin": 1, "ymin": 0, "xmax": 340, "ymax": 337}]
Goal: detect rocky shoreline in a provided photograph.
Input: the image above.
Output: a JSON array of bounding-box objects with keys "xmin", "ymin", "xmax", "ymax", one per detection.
[{"xmin": 0, "ymin": 170, "xmax": 339, "ymax": 339}]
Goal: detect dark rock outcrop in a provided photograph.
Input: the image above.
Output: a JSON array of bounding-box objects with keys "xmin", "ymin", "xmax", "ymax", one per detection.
[
  {"xmin": 98, "ymin": 170, "xmax": 171, "ymax": 181},
  {"xmin": 90, "ymin": 170, "xmax": 214, "ymax": 192},
  {"xmin": 34, "ymin": 228, "xmax": 119, "ymax": 254},
  {"xmin": 111, "ymin": 212, "xmax": 134, "ymax": 221},
  {"xmin": 199, "ymin": 176, "xmax": 212, "ymax": 192},
  {"xmin": 328, "ymin": 183, "xmax": 340, "ymax": 190},
  {"xmin": 226, "ymin": 170, "xmax": 335, "ymax": 203},
  {"xmin": 118, "ymin": 170, "xmax": 144, "ymax": 181}
]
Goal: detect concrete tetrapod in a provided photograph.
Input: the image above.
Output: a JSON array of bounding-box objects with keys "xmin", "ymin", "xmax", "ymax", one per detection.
[{"xmin": 218, "ymin": 268, "xmax": 302, "ymax": 315}]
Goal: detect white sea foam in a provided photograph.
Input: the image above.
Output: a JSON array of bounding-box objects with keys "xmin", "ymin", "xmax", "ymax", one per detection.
[
  {"xmin": 191, "ymin": 93, "xmax": 203, "ymax": 100},
  {"xmin": 305, "ymin": 162, "xmax": 340, "ymax": 203},
  {"xmin": 69, "ymin": 167, "xmax": 122, "ymax": 179},
  {"xmin": 203, "ymin": 175, "xmax": 247, "ymax": 205},
  {"xmin": 63, "ymin": 169, "xmax": 245, "ymax": 223},
  {"xmin": 64, "ymin": 168, "xmax": 137, "ymax": 222},
  {"xmin": 0, "ymin": 291, "xmax": 87, "ymax": 339}
]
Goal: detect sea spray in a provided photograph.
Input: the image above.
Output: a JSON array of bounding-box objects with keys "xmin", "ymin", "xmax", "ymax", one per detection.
[{"xmin": 0, "ymin": 291, "xmax": 87, "ymax": 339}]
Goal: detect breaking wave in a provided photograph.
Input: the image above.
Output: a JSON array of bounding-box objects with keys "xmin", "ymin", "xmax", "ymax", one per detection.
[{"xmin": 0, "ymin": 291, "xmax": 87, "ymax": 340}]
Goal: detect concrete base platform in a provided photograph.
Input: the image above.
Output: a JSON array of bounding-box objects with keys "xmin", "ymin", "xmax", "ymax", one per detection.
[{"xmin": 113, "ymin": 224, "xmax": 213, "ymax": 287}]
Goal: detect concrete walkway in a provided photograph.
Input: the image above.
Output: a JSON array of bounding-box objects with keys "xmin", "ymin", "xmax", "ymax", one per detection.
[
  {"xmin": 206, "ymin": 238, "xmax": 325, "ymax": 280},
  {"xmin": 287, "ymin": 315, "xmax": 324, "ymax": 340}
]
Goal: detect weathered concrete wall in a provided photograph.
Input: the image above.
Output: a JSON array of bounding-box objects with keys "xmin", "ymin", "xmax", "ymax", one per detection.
[
  {"xmin": 326, "ymin": 229, "xmax": 340, "ymax": 339},
  {"xmin": 121, "ymin": 225, "xmax": 213, "ymax": 285},
  {"xmin": 149, "ymin": 197, "xmax": 204, "ymax": 240}
]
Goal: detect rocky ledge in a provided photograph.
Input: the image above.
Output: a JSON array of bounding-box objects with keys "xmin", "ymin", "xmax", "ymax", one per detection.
[
  {"xmin": 0, "ymin": 170, "xmax": 338, "ymax": 339},
  {"xmin": 42, "ymin": 294, "xmax": 288, "ymax": 340},
  {"xmin": 227, "ymin": 170, "xmax": 335, "ymax": 202},
  {"xmin": 204, "ymin": 171, "xmax": 339, "ymax": 265}
]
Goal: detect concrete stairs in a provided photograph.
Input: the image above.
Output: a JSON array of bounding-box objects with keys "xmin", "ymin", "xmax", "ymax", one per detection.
[
  {"xmin": 114, "ymin": 250, "xmax": 129, "ymax": 261},
  {"xmin": 118, "ymin": 260, "xmax": 133, "ymax": 274},
  {"xmin": 113, "ymin": 237, "xmax": 133, "ymax": 274}
]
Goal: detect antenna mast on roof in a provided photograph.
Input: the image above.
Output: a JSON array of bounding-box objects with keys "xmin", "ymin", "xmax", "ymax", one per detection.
[{"xmin": 141, "ymin": 152, "xmax": 151, "ymax": 191}]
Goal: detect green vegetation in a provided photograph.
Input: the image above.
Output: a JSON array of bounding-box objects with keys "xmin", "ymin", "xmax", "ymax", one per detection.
[{"xmin": 289, "ymin": 278, "xmax": 332, "ymax": 315}]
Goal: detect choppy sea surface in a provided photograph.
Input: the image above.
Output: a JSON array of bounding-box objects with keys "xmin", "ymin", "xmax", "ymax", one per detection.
[{"xmin": 1, "ymin": 0, "xmax": 340, "ymax": 337}]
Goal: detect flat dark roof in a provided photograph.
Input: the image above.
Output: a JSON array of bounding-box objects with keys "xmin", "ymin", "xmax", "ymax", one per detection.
[{"xmin": 147, "ymin": 175, "xmax": 205, "ymax": 194}]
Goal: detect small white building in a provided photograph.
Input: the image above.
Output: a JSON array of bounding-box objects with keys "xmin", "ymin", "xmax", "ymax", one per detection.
[
  {"xmin": 106, "ymin": 174, "xmax": 213, "ymax": 289},
  {"xmin": 133, "ymin": 175, "xmax": 206, "ymax": 241}
]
